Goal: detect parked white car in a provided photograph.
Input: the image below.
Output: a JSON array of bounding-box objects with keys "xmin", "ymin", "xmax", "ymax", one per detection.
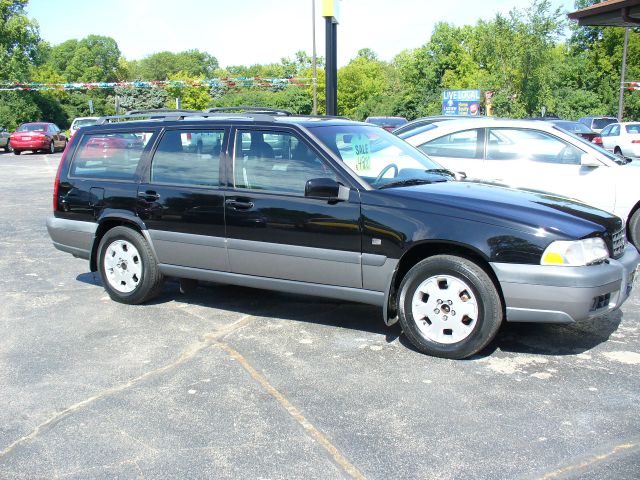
[
  {"xmin": 400, "ymin": 118, "xmax": 640, "ymax": 247},
  {"xmin": 69, "ymin": 117, "xmax": 99, "ymax": 138},
  {"xmin": 598, "ymin": 122, "xmax": 640, "ymax": 159}
]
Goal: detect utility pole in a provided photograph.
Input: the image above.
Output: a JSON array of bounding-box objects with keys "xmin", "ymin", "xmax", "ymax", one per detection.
[
  {"xmin": 323, "ymin": 0, "xmax": 339, "ymax": 116},
  {"xmin": 312, "ymin": 0, "xmax": 317, "ymax": 114},
  {"xmin": 618, "ymin": 27, "xmax": 629, "ymax": 121}
]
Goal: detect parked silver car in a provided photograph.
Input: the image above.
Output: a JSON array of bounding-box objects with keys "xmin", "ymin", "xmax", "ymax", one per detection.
[
  {"xmin": 401, "ymin": 118, "xmax": 640, "ymax": 247},
  {"xmin": 0, "ymin": 126, "xmax": 10, "ymax": 152}
]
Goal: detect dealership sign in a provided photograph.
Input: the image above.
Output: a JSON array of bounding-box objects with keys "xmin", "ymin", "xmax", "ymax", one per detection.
[{"xmin": 442, "ymin": 89, "xmax": 481, "ymax": 116}]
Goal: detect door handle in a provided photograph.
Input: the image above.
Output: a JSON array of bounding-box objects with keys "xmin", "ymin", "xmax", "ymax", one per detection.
[
  {"xmin": 138, "ymin": 191, "xmax": 160, "ymax": 201},
  {"xmin": 225, "ymin": 199, "xmax": 254, "ymax": 210}
]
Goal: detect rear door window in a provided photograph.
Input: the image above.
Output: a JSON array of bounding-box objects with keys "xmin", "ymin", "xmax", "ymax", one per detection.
[
  {"xmin": 151, "ymin": 129, "xmax": 224, "ymax": 187},
  {"xmin": 70, "ymin": 131, "xmax": 154, "ymax": 180}
]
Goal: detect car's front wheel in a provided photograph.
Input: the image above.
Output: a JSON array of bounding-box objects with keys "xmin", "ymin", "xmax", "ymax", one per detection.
[
  {"xmin": 49, "ymin": 141, "xmax": 55, "ymax": 154},
  {"xmin": 398, "ymin": 255, "xmax": 503, "ymax": 359},
  {"xmin": 97, "ymin": 226, "xmax": 164, "ymax": 304},
  {"xmin": 629, "ymin": 209, "xmax": 640, "ymax": 250}
]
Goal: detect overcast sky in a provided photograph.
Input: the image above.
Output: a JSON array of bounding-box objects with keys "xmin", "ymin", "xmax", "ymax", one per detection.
[{"xmin": 27, "ymin": 0, "xmax": 576, "ymax": 68}]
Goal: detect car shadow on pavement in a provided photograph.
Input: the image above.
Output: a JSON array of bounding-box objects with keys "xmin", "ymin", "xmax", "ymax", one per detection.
[
  {"xmin": 76, "ymin": 273, "xmax": 399, "ymax": 340},
  {"xmin": 475, "ymin": 310, "xmax": 624, "ymax": 358},
  {"xmin": 75, "ymin": 273, "xmax": 621, "ymax": 357}
]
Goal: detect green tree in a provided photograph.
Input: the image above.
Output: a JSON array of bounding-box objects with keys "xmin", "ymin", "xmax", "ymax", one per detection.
[
  {"xmin": 0, "ymin": 0, "xmax": 41, "ymax": 81},
  {"xmin": 135, "ymin": 50, "xmax": 218, "ymax": 80},
  {"xmin": 337, "ymin": 49, "xmax": 395, "ymax": 119},
  {"xmin": 46, "ymin": 35, "xmax": 121, "ymax": 82},
  {"xmin": 114, "ymin": 85, "xmax": 167, "ymax": 112},
  {"xmin": 164, "ymin": 72, "xmax": 211, "ymax": 110}
]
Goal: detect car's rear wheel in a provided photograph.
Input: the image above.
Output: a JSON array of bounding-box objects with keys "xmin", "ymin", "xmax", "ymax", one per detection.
[
  {"xmin": 13, "ymin": 149, "xmax": 20, "ymax": 155},
  {"xmin": 97, "ymin": 226, "xmax": 164, "ymax": 304},
  {"xmin": 398, "ymin": 255, "xmax": 503, "ymax": 359}
]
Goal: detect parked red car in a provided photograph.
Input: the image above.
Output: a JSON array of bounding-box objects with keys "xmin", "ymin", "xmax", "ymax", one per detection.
[
  {"xmin": 81, "ymin": 133, "xmax": 145, "ymax": 158},
  {"xmin": 9, "ymin": 122, "xmax": 67, "ymax": 155}
]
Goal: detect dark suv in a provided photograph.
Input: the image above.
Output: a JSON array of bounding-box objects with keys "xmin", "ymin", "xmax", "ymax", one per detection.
[{"xmin": 47, "ymin": 108, "xmax": 639, "ymax": 359}]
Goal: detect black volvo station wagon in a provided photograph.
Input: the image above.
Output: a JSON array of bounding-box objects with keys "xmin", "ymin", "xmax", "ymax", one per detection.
[{"xmin": 47, "ymin": 108, "xmax": 640, "ymax": 359}]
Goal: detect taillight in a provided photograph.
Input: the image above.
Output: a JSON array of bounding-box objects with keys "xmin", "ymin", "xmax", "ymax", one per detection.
[
  {"xmin": 593, "ymin": 136, "xmax": 603, "ymax": 145},
  {"xmin": 632, "ymin": 140, "xmax": 640, "ymax": 144},
  {"xmin": 186, "ymin": 133, "xmax": 192, "ymax": 140},
  {"xmin": 53, "ymin": 150, "xmax": 66, "ymax": 211}
]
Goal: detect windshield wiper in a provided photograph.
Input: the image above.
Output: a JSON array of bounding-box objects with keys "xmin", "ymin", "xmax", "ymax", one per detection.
[
  {"xmin": 425, "ymin": 168, "xmax": 456, "ymax": 177},
  {"xmin": 378, "ymin": 178, "xmax": 437, "ymax": 189}
]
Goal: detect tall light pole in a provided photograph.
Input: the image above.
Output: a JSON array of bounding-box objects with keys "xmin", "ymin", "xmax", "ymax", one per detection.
[
  {"xmin": 322, "ymin": 0, "xmax": 339, "ymax": 116},
  {"xmin": 312, "ymin": 0, "xmax": 317, "ymax": 114},
  {"xmin": 618, "ymin": 27, "xmax": 629, "ymax": 121}
]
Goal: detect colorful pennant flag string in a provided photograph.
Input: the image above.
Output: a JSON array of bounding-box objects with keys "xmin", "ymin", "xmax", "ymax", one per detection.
[{"xmin": 0, "ymin": 77, "xmax": 312, "ymax": 91}]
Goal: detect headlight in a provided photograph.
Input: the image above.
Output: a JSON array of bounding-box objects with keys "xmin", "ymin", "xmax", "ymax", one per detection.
[{"xmin": 541, "ymin": 237, "xmax": 609, "ymax": 266}]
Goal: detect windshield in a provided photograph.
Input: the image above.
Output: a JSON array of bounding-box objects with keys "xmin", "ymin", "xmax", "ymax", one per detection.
[
  {"xmin": 17, "ymin": 123, "xmax": 46, "ymax": 132},
  {"xmin": 73, "ymin": 119, "xmax": 98, "ymax": 128},
  {"xmin": 553, "ymin": 126, "xmax": 622, "ymax": 164},
  {"xmin": 593, "ymin": 118, "xmax": 616, "ymax": 130},
  {"xmin": 308, "ymin": 124, "xmax": 449, "ymax": 188}
]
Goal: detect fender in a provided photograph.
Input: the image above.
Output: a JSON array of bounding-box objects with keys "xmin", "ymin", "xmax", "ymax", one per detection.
[{"xmin": 90, "ymin": 209, "xmax": 159, "ymax": 271}]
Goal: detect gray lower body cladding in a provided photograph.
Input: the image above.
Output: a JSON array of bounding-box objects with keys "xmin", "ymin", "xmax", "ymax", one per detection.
[{"xmin": 46, "ymin": 216, "xmax": 96, "ymax": 260}]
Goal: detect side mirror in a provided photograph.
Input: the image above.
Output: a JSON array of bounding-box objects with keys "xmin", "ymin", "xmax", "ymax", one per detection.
[
  {"xmin": 305, "ymin": 178, "xmax": 350, "ymax": 202},
  {"xmin": 580, "ymin": 153, "xmax": 601, "ymax": 167}
]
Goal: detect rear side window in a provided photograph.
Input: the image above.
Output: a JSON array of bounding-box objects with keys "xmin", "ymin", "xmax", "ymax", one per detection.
[
  {"xmin": 626, "ymin": 124, "xmax": 640, "ymax": 134},
  {"xmin": 70, "ymin": 131, "xmax": 153, "ymax": 180},
  {"xmin": 151, "ymin": 129, "xmax": 224, "ymax": 187}
]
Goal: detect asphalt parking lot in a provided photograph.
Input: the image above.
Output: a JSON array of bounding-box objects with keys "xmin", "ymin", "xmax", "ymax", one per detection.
[{"xmin": 0, "ymin": 150, "xmax": 639, "ymax": 479}]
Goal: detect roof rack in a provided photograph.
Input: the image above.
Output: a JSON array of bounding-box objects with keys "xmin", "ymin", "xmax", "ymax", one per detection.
[
  {"xmin": 124, "ymin": 108, "xmax": 201, "ymax": 115},
  {"xmin": 94, "ymin": 106, "xmax": 348, "ymax": 125},
  {"xmin": 95, "ymin": 110, "xmax": 278, "ymax": 125},
  {"xmin": 205, "ymin": 106, "xmax": 293, "ymax": 116}
]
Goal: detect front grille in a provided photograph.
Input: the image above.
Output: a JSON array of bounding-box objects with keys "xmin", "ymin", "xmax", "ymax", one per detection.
[{"xmin": 612, "ymin": 228, "xmax": 625, "ymax": 259}]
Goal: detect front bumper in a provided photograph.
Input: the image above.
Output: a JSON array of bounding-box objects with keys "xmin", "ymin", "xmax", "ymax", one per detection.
[{"xmin": 490, "ymin": 244, "xmax": 640, "ymax": 323}]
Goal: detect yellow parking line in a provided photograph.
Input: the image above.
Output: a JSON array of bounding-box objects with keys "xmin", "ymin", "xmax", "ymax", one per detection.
[
  {"xmin": 217, "ymin": 342, "xmax": 366, "ymax": 480},
  {"xmin": 538, "ymin": 442, "xmax": 637, "ymax": 479}
]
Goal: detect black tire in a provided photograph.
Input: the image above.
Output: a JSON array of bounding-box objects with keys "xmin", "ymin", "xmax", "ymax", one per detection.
[
  {"xmin": 628, "ymin": 210, "xmax": 640, "ymax": 250},
  {"xmin": 614, "ymin": 147, "xmax": 622, "ymax": 156},
  {"xmin": 398, "ymin": 255, "xmax": 503, "ymax": 359},
  {"xmin": 13, "ymin": 149, "xmax": 20, "ymax": 155},
  {"xmin": 97, "ymin": 226, "xmax": 164, "ymax": 304}
]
